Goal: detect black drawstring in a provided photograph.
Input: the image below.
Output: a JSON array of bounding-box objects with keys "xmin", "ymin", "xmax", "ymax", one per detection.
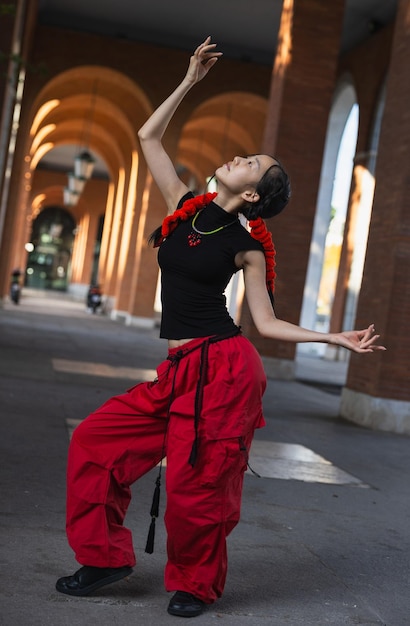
[
  {"xmin": 144, "ymin": 474, "xmax": 161, "ymax": 554},
  {"xmin": 239, "ymin": 436, "xmax": 261, "ymax": 478},
  {"xmin": 145, "ymin": 329, "xmax": 240, "ymax": 553},
  {"xmin": 188, "ymin": 339, "xmax": 210, "ymax": 466}
]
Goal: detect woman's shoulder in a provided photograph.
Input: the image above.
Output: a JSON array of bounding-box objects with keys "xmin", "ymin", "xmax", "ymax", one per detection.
[{"xmin": 229, "ymin": 222, "xmax": 264, "ymax": 251}]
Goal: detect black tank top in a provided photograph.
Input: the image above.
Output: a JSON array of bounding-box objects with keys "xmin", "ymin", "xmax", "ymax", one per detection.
[{"xmin": 158, "ymin": 193, "xmax": 264, "ymax": 339}]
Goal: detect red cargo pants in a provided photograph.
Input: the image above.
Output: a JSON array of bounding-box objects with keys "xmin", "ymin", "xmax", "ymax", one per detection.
[{"xmin": 66, "ymin": 334, "xmax": 266, "ymax": 603}]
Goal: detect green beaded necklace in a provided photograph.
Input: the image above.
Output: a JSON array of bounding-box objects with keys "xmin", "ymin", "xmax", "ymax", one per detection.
[{"xmin": 188, "ymin": 211, "xmax": 237, "ymax": 247}]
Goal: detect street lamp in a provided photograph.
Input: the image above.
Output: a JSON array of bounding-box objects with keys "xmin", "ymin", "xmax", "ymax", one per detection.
[
  {"xmin": 67, "ymin": 171, "xmax": 87, "ymax": 194},
  {"xmin": 74, "ymin": 150, "xmax": 95, "ymax": 181},
  {"xmin": 63, "ymin": 187, "xmax": 80, "ymax": 207}
]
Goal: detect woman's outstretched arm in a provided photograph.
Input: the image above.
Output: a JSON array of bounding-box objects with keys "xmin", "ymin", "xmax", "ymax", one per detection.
[
  {"xmin": 242, "ymin": 250, "xmax": 386, "ymax": 354},
  {"xmin": 138, "ymin": 37, "xmax": 222, "ymax": 211}
]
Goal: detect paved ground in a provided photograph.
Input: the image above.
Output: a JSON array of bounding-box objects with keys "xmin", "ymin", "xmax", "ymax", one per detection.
[{"xmin": 1, "ymin": 289, "xmax": 409, "ymax": 626}]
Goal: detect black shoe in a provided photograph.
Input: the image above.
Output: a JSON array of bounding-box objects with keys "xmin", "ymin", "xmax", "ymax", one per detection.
[
  {"xmin": 55, "ymin": 565, "xmax": 133, "ymax": 597},
  {"xmin": 167, "ymin": 591, "xmax": 205, "ymax": 617}
]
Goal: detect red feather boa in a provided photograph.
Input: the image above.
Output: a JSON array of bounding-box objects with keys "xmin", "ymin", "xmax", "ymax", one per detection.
[
  {"xmin": 156, "ymin": 192, "xmax": 217, "ymax": 246},
  {"xmin": 249, "ymin": 217, "xmax": 276, "ymax": 294}
]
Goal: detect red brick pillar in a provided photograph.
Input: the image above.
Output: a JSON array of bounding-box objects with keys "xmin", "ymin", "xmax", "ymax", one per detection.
[
  {"xmin": 0, "ymin": 0, "xmax": 38, "ymax": 298},
  {"xmin": 341, "ymin": 0, "xmax": 410, "ymax": 434},
  {"xmin": 240, "ymin": 0, "xmax": 345, "ymax": 377},
  {"xmin": 0, "ymin": 0, "xmax": 21, "ymax": 204}
]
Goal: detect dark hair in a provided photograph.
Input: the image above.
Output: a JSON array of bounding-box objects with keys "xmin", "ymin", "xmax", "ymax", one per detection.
[{"xmin": 240, "ymin": 158, "xmax": 291, "ymax": 221}]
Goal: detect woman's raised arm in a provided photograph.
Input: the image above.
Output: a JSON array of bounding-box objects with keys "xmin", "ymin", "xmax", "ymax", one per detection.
[{"xmin": 138, "ymin": 37, "xmax": 222, "ymax": 211}]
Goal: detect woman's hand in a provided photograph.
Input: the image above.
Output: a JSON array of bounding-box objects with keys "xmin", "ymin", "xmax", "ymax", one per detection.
[
  {"xmin": 242, "ymin": 252, "xmax": 387, "ymax": 353},
  {"xmin": 329, "ymin": 324, "xmax": 387, "ymax": 354},
  {"xmin": 185, "ymin": 36, "xmax": 222, "ymax": 85}
]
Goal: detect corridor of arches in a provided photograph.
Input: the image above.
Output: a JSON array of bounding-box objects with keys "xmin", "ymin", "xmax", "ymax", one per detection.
[{"xmin": 1, "ymin": 0, "xmax": 408, "ymax": 433}]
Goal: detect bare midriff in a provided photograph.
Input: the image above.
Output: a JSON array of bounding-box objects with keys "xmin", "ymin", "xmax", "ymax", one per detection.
[{"xmin": 168, "ymin": 338, "xmax": 195, "ymax": 349}]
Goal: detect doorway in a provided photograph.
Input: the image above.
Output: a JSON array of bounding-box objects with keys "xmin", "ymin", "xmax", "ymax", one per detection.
[{"xmin": 25, "ymin": 206, "xmax": 76, "ymax": 291}]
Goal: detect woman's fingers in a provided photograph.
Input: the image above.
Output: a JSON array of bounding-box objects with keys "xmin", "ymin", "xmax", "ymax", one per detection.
[
  {"xmin": 358, "ymin": 328, "xmax": 386, "ymax": 351},
  {"xmin": 194, "ymin": 36, "xmax": 222, "ymax": 60},
  {"xmin": 357, "ymin": 324, "xmax": 376, "ymax": 346}
]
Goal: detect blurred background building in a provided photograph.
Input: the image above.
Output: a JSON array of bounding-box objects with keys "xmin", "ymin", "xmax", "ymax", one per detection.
[{"xmin": 0, "ymin": 0, "xmax": 408, "ymax": 433}]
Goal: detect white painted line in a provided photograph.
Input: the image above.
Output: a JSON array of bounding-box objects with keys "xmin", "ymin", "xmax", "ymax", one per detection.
[
  {"xmin": 248, "ymin": 440, "xmax": 368, "ymax": 486},
  {"xmin": 53, "ymin": 358, "xmax": 156, "ymax": 381}
]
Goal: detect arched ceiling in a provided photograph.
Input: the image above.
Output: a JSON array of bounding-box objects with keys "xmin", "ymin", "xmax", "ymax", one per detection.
[
  {"xmin": 34, "ymin": 0, "xmax": 398, "ymax": 181},
  {"xmin": 33, "ymin": 66, "xmax": 151, "ymax": 180}
]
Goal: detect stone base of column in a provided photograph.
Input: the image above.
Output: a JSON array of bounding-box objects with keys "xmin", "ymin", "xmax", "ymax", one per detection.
[
  {"xmin": 124, "ymin": 313, "xmax": 156, "ymax": 329},
  {"xmin": 340, "ymin": 388, "xmax": 410, "ymax": 435},
  {"xmin": 110, "ymin": 309, "xmax": 156, "ymax": 329},
  {"xmin": 261, "ymin": 357, "xmax": 296, "ymax": 380}
]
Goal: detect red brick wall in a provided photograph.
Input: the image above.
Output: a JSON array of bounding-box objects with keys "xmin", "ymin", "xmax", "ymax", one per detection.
[{"xmin": 346, "ymin": 0, "xmax": 410, "ymax": 401}]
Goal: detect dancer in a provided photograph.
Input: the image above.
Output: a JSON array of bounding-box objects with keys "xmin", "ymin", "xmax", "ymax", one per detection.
[{"xmin": 56, "ymin": 37, "xmax": 385, "ymax": 618}]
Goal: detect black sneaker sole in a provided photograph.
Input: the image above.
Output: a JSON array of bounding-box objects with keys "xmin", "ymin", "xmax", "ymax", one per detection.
[{"xmin": 167, "ymin": 605, "xmax": 204, "ymax": 617}]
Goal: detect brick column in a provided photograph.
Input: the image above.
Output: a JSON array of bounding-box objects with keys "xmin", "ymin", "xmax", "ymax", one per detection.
[
  {"xmin": 0, "ymin": 0, "xmax": 21, "ymax": 205},
  {"xmin": 341, "ymin": 0, "xmax": 410, "ymax": 434},
  {"xmin": 0, "ymin": 0, "xmax": 38, "ymax": 298},
  {"xmin": 240, "ymin": 0, "xmax": 345, "ymax": 377}
]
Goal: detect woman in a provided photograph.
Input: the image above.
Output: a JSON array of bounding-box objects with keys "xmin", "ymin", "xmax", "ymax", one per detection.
[{"xmin": 56, "ymin": 38, "xmax": 385, "ymax": 618}]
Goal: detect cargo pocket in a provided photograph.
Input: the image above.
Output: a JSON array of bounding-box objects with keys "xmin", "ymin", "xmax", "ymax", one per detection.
[{"xmin": 198, "ymin": 437, "xmax": 248, "ymax": 488}]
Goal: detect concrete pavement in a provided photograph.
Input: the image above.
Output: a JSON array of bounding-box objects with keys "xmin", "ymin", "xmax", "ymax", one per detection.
[{"xmin": 1, "ymin": 289, "xmax": 409, "ymax": 625}]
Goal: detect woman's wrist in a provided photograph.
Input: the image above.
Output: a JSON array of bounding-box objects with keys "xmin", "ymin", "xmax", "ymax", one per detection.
[
  {"xmin": 181, "ymin": 73, "xmax": 198, "ymax": 89},
  {"xmin": 327, "ymin": 333, "xmax": 339, "ymax": 346}
]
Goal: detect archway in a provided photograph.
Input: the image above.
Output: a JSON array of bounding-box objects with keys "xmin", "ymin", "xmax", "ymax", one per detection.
[
  {"xmin": 20, "ymin": 65, "xmax": 151, "ymax": 306},
  {"xmin": 298, "ymin": 78, "xmax": 358, "ymax": 356},
  {"xmin": 342, "ymin": 78, "xmax": 386, "ymax": 331},
  {"xmin": 25, "ymin": 206, "xmax": 76, "ymax": 290}
]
